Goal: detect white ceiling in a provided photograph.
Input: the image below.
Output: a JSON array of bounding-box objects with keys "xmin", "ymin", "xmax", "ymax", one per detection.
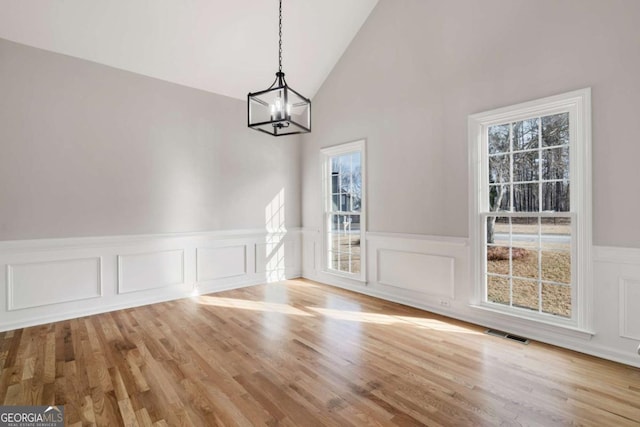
[{"xmin": 0, "ymin": 0, "xmax": 378, "ymax": 100}]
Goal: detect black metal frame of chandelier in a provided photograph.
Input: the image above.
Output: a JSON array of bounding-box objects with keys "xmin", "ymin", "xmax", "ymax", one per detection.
[{"xmin": 247, "ymin": 72, "xmax": 312, "ymax": 137}]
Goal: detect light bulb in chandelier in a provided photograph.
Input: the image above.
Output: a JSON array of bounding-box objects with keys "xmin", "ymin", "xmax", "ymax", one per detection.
[{"xmin": 270, "ymin": 96, "xmax": 292, "ymax": 122}]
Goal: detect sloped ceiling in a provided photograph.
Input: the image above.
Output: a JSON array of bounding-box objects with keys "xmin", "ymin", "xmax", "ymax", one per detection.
[{"xmin": 0, "ymin": 0, "xmax": 379, "ymax": 100}]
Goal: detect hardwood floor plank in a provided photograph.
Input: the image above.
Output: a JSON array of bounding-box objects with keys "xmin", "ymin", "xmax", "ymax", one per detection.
[
  {"xmin": 80, "ymin": 394, "xmax": 97, "ymax": 424},
  {"xmin": 21, "ymin": 356, "xmax": 35, "ymax": 380},
  {"xmin": 126, "ymin": 352, "xmax": 151, "ymax": 393},
  {"xmin": 135, "ymin": 407, "xmax": 154, "ymax": 427},
  {"xmin": 3, "ymin": 382, "xmax": 22, "ymax": 405},
  {"xmin": 43, "ymin": 331, "xmax": 56, "ymax": 384},
  {"xmin": 2, "ymin": 328, "xmax": 23, "ymax": 369},
  {"xmin": 91, "ymin": 387, "xmax": 121, "ymax": 426},
  {"xmin": 20, "ymin": 378, "xmax": 43, "ymax": 406},
  {"xmin": 0, "ymin": 278, "xmax": 638, "ymax": 426},
  {"xmin": 118, "ymin": 397, "xmax": 141, "ymax": 427}
]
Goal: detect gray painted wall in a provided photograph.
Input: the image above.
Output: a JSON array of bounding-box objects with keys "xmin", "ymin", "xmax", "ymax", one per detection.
[
  {"xmin": 0, "ymin": 38, "xmax": 301, "ymax": 240},
  {"xmin": 302, "ymin": 0, "xmax": 640, "ymax": 248}
]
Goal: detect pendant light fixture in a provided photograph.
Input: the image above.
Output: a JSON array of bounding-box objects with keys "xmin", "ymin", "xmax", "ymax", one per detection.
[{"xmin": 247, "ymin": 0, "xmax": 311, "ymax": 136}]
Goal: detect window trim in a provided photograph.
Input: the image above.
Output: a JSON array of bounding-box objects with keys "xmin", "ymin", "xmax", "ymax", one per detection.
[
  {"xmin": 468, "ymin": 89, "xmax": 592, "ymax": 331},
  {"xmin": 320, "ymin": 139, "xmax": 367, "ymax": 282}
]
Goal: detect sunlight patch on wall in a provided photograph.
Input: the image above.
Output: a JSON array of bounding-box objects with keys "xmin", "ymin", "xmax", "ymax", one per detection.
[{"xmin": 265, "ymin": 188, "xmax": 286, "ymax": 282}]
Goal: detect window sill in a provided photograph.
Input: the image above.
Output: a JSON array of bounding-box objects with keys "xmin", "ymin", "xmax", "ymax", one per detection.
[{"xmin": 469, "ymin": 303, "xmax": 595, "ymax": 341}]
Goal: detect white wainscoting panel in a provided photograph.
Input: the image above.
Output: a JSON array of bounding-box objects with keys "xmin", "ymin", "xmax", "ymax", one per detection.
[
  {"xmin": 301, "ymin": 229, "xmax": 319, "ymax": 279},
  {"xmin": 377, "ymin": 249, "xmax": 454, "ymax": 298},
  {"xmin": 620, "ymin": 277, "xmax": 640, "ymax": 340},
  {"xmin": 8, "ymin": 257, "xmax": 102, "ymax": 310},
  {"xmin": 366, "ymin": 232, "xmax": 468, "ymax": 306},
  {"xmin": 197, "ymin": 245, "xmax": 246, "ymax": 281},
  {"xmin": 118, "ymin": 250, "xmax": 185, "ymax": 294},
  {"xmin": 255, "ymin": 239, "xmax": 296, "ymax": 274},
  {"xmin": 0, "ymin": 229, "xmax": 301, "ymax": 331}
]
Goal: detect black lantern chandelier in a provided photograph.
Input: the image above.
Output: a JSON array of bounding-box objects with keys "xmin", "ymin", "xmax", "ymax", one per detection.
[{"xmin": 247, "ymin": 0, "xmax": 311, "ymax": 136}]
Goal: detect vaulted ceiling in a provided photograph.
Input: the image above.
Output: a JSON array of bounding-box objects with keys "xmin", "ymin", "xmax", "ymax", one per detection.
[{"xmin": 0, "ymin": 0, "xmax": 379, "ymax": 100}]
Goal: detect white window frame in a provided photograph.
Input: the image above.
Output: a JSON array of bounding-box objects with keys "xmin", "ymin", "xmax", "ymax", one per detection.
[
  {"xmin": 320, "ymin": 140, "xmax": 367, "ymax": 282},
  {"xmin": 468, "ymin": 88, "xmax": 592, "ymax": 331}
]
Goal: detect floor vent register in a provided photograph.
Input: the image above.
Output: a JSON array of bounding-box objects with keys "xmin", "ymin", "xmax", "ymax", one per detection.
[{"xmin": 485, "ymin": 328, "xmax": 530, "ymax": 345}]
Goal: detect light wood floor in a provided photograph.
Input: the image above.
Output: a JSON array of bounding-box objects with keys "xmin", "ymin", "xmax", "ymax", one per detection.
[{"xmin": 1, "ymin": 279, "xmax": 639, "ymax": 426}]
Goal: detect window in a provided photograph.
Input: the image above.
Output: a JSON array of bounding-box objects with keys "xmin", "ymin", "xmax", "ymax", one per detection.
[
  {"xmin": 321, "ymin": 140, "xmax": 366, "ymax": 280},
  {"xmin": 469, "ymin": 89, "xmax": 592, "ymax": 329}
]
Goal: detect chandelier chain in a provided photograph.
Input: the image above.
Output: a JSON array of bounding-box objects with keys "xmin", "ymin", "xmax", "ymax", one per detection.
[{"xmin": 278, "ymin": 0, "xmax": 283, "ymax": 73}]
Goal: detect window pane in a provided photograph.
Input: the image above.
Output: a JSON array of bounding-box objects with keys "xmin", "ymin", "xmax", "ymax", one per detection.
[
  {"xmin": 540, "ymin": 217, "xmax": 571, "ymax": 284},
  {"xmin": 489, "ymin": 154, "xmax": 510, "ymax": 184},
  {"xmin": 338, "ymin": 230, "xmax": 349, "ymax": 250},
  {"xmin": 512, "ymin": 248, "xmax": 538, "ymax": 280},
  {"xmin": 488, "ymin": 124, "xmax": 510, "ymax": 154},
  {"xmin": 542, "ymin": 112, "xmax": 569, "ymax": 148},
  {"xmin": 349, "ymin": 214, "xmax": 361, "ymax": 233},
  {"xmin": 338, "ymin": 252, "xmax": 351, "ymax": 272},
  {"xmin": 331, "ymin": 173, "xmax": 339, "ymax": 194},
  {"xmin": 542, "ymin": 146, "xmax": 569, "ymax": 180},
  {"xmin": 511, "ymin": 217, "xmax": 539, "ymax": 249},
  {"xmin": 487, "ymin": 245, "xmax": 510, "ymax": 275},
  {"xmin": 351, "ymin": 153, "xmax": 362, "ymax": 210},
  {"xmin": 332, "ymin": 153, "xmax": 361, "ymax": 213},
  {"xmin": 328, "ymin": 213, "xmax": 362, "ymax": 274},
  {"xmin": 329, "ymin": 251, "xmax": 339, "ymax": 270},
  {"xmin": 513, "ymin": 118, "xmax": 539, "ymax": 151},
  {"xmin": 487, "ymin": 275, "xmax": 510, "ymax": 305},
  {"xmin": 489, "ymin": 185, "xmax": 510, "ymax": 212},
  {"xmin": 487, "ymin": 216, "xmax": 510, "ymax": 246},
  {"xmin": 331, "ymin": 158, "xmax": 339, "ymax": 173},
  {"xmin": 541, "ymin": 251, "xmax": 571, "ymax": 284},
  {"xmin": 350, "ymin": 254, "xmax": 361, "ymax": 274},
  {"xmin": 351, "ymin": 152, "xmax": 361, "ymax": 172},
  {"xmin": 339, "ymin": 215, "xmax": 352, "ymax": 237},
  {"xmin": 338, "ymin": 154, "xmax": 350, "ymax": 174},
  {"xmin": 541, "ymin": 217, "xmax": 571, "ymax": 251},
  {"xmin": 513, "ymin": 151, "xmax": 539, "ymax": 182},
  {"xmin": 542, "ymin": 283, "xmax": 571, "ymax": 318},
  {"xmin": 328, "ymin": 233, "xmax": 337, "ymax": 254},
  {"xmin": 513, "ymin": 278, "xmax": 539, "ymax": 312},
  {"xmin": 542, "ymin": 182, "xmax": 570, "ymax": 212},
  {"xmin": 340, "ymin": 194, "xmax": 348, "ymax": 211},
  {"xmin": 332, "ymin": 194, "xmax": 339, "ymax": 211},
  {"xmin": 512, "ymin": 183, "xmax": 539, "ymax": 212},
  {"xmin": 330, "ymin": 214, "xmax": 340, "ymax": 232}
]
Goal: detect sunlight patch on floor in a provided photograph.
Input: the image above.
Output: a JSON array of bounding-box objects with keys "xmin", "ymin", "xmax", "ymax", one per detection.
[
  {"xmin": 196, "ymin": 295, "xmax": 312, "ymax": 316},
  {"xmin": 195, "ymin": 280, "xmax": 480, "ymax": 334},
  {"xmin": 308, "ymin": 307, "xmax": 481, "ymax": 334},
  {"xmin": 394, "ymin": 316, "xmax": 482, "ymax": 334}
]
